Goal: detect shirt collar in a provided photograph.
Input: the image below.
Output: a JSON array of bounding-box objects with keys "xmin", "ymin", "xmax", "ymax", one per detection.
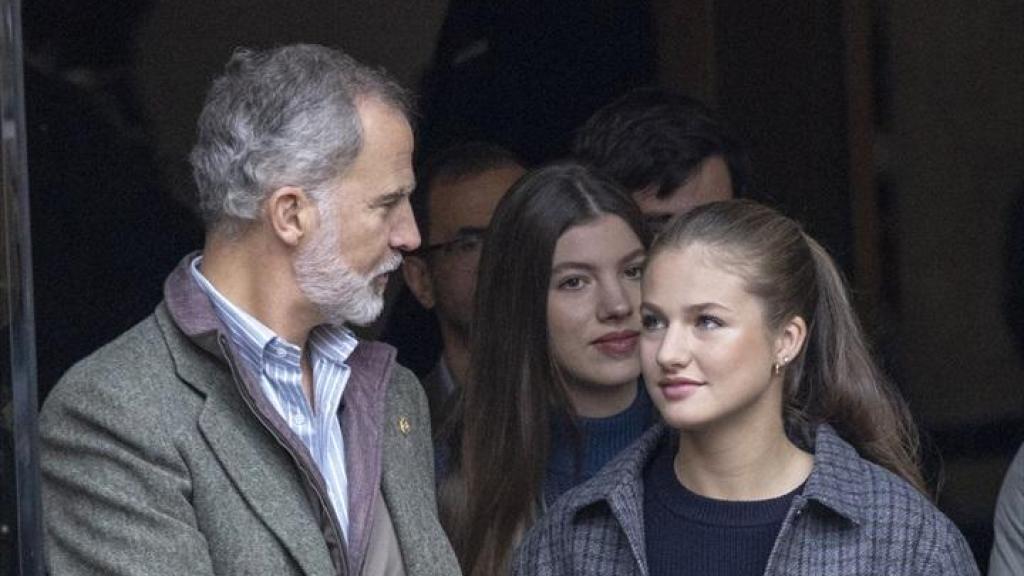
[
  {"xmin": 309, "ymin": 324, "xmax": 359, "ymax": 367},
  {"xmin": 190, "ymin": 256, "xmax": 277, "ymax": 371},
  {"xmin": 190, "ymin": 256, "xmax": 359, "ymax": 370}
]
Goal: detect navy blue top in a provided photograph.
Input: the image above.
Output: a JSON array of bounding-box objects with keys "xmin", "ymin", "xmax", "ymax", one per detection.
[
  {"xmin": 544, "ymin": 383, "xmax": 655, "ymax": 506},
  {"xmin": 513, "ymin": 424, "xmax": 979, "ymax": 576},
  {"xmin": 643, "ymin": 435, "xmax": 800, "ymax": 576}
]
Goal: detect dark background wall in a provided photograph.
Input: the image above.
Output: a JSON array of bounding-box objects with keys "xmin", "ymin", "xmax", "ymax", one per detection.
[
  {"xmin": 135, "ymin": 0, "xmax": 451, "ymax": 211},
  {"xmin": 714, "ymin": 1, "xmax": 854, "ymax": 276},
  {"xmin": 19, "ymin": 0, "xmax": 1024, "ymax": 570},
  {"xmin": 885, "ymin": 0, "xmax": 1024, "ymax": 557}
]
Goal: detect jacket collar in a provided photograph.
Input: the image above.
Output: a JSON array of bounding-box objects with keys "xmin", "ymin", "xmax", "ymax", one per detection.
[
  {"xmin": 799, "ymin": 424, "xmax": 869, "ymax": 525},
  {"xmin": 564, "ymin": 422, "xmax": 870, "ymax": 531},
  {"xmin": 161, "ymin": 251, "xmax": 399, "ymax": 574},
  {"xmin": 163, "ymin": 252, "xmax": 397, "ymax": 385},
  {"xmin": 163, "ymin": 252, "xmax": 228, "ymax": 361},
  {"xmin": 561, "ymin": 423, "xmax": 665, "ymax": 576}
]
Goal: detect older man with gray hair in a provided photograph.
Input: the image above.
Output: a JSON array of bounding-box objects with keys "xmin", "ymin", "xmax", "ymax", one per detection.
[{"xmin": 40, "ymin": 44, "xmax": 460, "ymax": 576}]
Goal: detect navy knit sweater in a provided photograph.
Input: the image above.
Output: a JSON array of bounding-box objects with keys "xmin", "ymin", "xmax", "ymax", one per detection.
[
  {"xmin": 544, "ymin": 384, "xmax": 655, "ymax": 507},
  {"xmin": 643, "ymin": 436, "xmax": 800, "ymax": 576}
]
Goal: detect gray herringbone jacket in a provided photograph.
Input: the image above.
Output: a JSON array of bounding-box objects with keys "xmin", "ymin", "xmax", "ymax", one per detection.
[
  {"xmin": 41, "ymin": 256, "xmax": 461, "ymax": 576},
  {"xmin": 513, "ymin": 423, "xmax": 980, "ymax": 576}
]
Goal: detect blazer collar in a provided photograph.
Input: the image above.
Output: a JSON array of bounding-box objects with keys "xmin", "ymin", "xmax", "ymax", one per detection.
[
  {"xmin": 161, "ymin": 252, "xmax": 396, "ymax": 391},
  {"xmin": 161, "ymin": 252, "xmax": 400, "ymax": 574},
  {"xmin": 154, "ymin": 256, "xmax": 337, "ymax": 575},
  {"xmin": 800, "ymin": 424, "xmax": 869, "ymax": 526},
  {"xmin": 563, "ymin": 423, "xmax": 666, "ymax": 576},
  {"xmin": 163, "ymin": 252, "xmax": 226, "ymax": 358},
  {"xmin": 563, "ymin": 423, "xmax": 870, "ymax": 555}
]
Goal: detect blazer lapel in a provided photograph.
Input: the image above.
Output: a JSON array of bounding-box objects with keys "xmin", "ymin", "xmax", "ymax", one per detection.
[
  {"xmin": 378, "ymin": 371, "xmax": 460, "ymax": 576},
  {"xmin": 159, "ymin": 257, "xmax": 339, "ymax": 575},
  {"xmin": 197, "ymin": 373, "xmax": 336, "ymax": 576}
]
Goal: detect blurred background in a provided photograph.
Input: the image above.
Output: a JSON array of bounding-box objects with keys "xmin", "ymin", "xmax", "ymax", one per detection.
[{"xmin": 2, "ymin": 0, "xmax": 1021, "ymax": 571}]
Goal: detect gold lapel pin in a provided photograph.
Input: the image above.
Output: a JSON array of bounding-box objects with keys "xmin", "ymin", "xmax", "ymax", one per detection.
[{"xmin": 398, "ymin": 416, "xmax": 411, "ymax": 436}]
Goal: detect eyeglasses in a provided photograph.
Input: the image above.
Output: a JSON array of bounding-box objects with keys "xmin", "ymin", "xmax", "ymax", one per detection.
[{"xmin": 417, "ymin": 227, "xmax": 487, "ymax": 257}]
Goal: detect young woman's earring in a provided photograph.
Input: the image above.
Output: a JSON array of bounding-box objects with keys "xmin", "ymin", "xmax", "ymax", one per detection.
[{"xmin": 773, "ymin": 356, "xmax": 789, "ymax": 376}]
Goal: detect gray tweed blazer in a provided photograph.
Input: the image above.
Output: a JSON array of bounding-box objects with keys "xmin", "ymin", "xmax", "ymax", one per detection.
[
  {"xmin": 513, "ymin": 423, "xmax": 980, "ymax": 576},
  {"xmin": 40, "ymin": 257, "xmax": 460, "ymax": 576}
]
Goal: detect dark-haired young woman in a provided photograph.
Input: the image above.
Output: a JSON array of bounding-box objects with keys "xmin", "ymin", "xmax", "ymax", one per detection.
[
  {"xmin": 513, "ymin": 200, "xmax": 979, "ymax": 576},
  {"xmin": 437, "ymin": 163, "xmax": 656, "ymax": 576}
]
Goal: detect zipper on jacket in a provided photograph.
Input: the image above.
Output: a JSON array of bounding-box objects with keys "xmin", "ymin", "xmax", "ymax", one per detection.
[{"xmin": 218, "ymin": 335, "xmax": 351, "ymax": 576}]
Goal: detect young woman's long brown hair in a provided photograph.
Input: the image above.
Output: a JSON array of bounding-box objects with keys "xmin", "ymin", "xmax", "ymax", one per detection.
[
  {"xmin": 437, "ymin": 162, "xmax": 648, "ymax": 576},
  {"xmin": 649, "ymin": 199, "xmax": 927, "ymax": 494}
]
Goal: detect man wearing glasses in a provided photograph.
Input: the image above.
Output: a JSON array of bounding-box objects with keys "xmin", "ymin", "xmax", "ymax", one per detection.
[{"xmin": 401, "ymin": 142, "xmax": 525, "ymax": 427}]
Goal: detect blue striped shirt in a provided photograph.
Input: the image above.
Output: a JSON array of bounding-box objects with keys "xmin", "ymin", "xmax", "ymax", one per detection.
[{"xmin": 190, "ymin": 256, "xmax": 355, "ymax": 542}]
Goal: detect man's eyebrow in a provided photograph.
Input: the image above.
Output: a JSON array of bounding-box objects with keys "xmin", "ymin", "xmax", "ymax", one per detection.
[{"xmin": 373, "ymin": 189, "xmax": 411, "ymax": 205}]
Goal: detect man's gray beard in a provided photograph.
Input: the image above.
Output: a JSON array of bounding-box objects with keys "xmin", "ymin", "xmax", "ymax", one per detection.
[{"xmin": 294, "ymin": 219, "xmax": 402, "ymax": 327}]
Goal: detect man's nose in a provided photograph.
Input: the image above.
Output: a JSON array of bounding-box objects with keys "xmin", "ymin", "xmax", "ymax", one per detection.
[{"xmin": 392, "ymin": 199, "xmax": 421, "ymax": 252}]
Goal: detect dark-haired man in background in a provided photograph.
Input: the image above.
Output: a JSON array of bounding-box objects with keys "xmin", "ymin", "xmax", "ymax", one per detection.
[
  {"xmin": 573, "ymin": 88, "xmax": 751, "ymax": 229},
  {"xmin": 399, "ymin": 143, "xmax": 525, "ymax": 426}
]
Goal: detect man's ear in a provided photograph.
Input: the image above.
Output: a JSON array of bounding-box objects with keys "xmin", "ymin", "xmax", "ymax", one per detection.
[
  {"xmin": 266, "ymin": 186, "xmax": 317, "ymax": 246},
  {"xmin": 403, "ymin": 255, "xmax": 435, "ymax": 309},
  {"xmin": 774, "ymin": 315, "xmax": 808, "ymax": 366}
]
